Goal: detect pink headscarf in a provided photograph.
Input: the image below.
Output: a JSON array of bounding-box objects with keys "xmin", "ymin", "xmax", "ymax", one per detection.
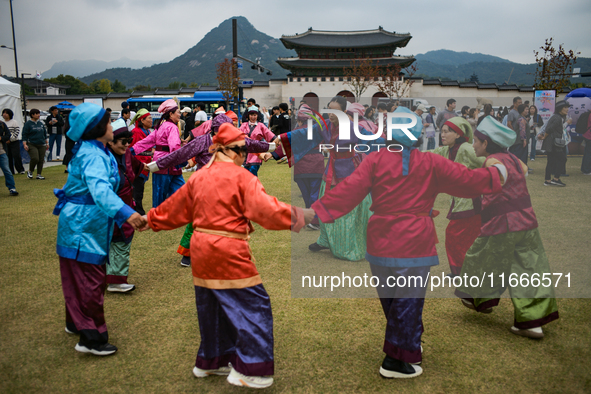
[
  {"xmin": 347, "ymin": 102, "xmax": 378, "ymax": 133},
  {"xmin": 158, "ymin": 99, "xmax": 178, "ymax": 114},
  {"xmin": 297, "ymin": 104, "xmax": 313, "ymax": 121}
]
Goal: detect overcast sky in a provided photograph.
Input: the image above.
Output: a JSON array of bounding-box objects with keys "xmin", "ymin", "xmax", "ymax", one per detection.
[{"xmin": 1, "ymin": 0, "xmax": 590, "ymax": 78}]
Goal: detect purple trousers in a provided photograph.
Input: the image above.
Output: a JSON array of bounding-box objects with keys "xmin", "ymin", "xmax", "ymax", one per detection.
[
  {"xmin": 370, "ymin": 264, "xmax": 429, "ymax": 364},
  {"xmin": 59, "ymin": 257, "xmax": 108, "ymax": 347},
  {"xmin": 194, "ymin": 284, "xmax": 274, "ymax": 376}
]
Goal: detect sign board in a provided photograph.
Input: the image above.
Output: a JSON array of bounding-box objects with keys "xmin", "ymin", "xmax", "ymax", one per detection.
[
  {"xmin": 534, "ymin": 90, "xmax": 556, "ymax": 151},
  {"xmin": 237, "ymin": 61, "xmax": 243, "ymax": 70},
  {"xmin": 84, "ymin": 97, "xmax": 104, "ymax": 107},
  {"xmin": 241, "ymin": 80, "xmax": 254, "ymax": 86}
]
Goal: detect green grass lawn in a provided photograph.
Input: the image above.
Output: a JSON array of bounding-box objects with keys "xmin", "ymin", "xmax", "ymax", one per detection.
[{"xmin": 1, "ymin": 156, "xmax": 590, "ymax": 393}]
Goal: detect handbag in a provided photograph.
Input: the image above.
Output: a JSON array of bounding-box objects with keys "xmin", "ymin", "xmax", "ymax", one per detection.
[{"xmin": 553, "ymin": 137, "xmax": 567, "ymax": 147}]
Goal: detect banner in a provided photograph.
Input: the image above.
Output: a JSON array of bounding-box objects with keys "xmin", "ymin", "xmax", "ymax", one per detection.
[{"xmin": 534, "ymin": 90, "xmax": 555, "ymax": 124}]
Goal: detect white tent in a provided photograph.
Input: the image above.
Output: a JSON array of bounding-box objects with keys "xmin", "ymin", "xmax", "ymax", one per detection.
[{"xmin": 0, "ymin": 76, "xmax": 24, "ymax": 134}]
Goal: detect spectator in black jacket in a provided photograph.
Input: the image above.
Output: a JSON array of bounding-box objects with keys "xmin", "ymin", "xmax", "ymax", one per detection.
[
  {"xmin": 277, "ymin": 103, "xmax": 291, "ymax": 134},
  {"xmin": 1, "ymin": 108, "xmax": 25, "ymax": 174},
  {"xmin": 0, "ymin": 121, "xmax": 18, "ymax": 195},
  {"xmin": 45, "ymin": 106, "xmax": 65, "ymax": 161},
  {"xmin": 268, "ymin": 106, "xmax": 280, "ymax": 135},
  {"xmin": 542, "ymin": 100, "xmax": 569, "ymax": 187}
]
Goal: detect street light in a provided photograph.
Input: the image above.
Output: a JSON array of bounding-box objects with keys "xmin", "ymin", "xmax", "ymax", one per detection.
[{"xmin": 1, "ymin": 45, "xmax": 15, "ymax": 50}]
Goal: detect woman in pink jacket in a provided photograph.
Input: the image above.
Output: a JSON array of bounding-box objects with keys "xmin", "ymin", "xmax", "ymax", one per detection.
[
  {"xmin": 239, "ymin": 106, "xmax": 278, "ymax": 176},
  {"xmin": 131, "ymin": 99, "xmax": 184, "ymax": 207}
]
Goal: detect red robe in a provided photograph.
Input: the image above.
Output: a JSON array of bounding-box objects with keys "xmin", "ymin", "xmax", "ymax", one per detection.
[
  {"xmin": 148, "ymin": 161, "xmax": 305, "ymax": 288},
  {"xmin": 312, "ymin": 149, "xmax": 503, "ymax": 266}
]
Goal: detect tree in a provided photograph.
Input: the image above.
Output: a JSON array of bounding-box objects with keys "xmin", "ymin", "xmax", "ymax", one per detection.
[
  {"xmin": 533, "ymin": 38, "xmax": 579, "ymax": 91},
  {"xmin": 375, "ymin": 63, "xmax": 418, "ymax": 101},
  {"xmin": 133, "ymin": 84, "xmax": 152, "ymax": 91},
  {"xmin": 166, "ymin": 81, "xmax": 188, "ymax": 90},
  {"xmin": 45, "ymin": 74, "xmax": 93, "ymax": 94},
  {"xmin": 216, "ymin": 58, "xmax": 240, "ymax": 105},
  {"xmin": 469, "ymin": 72, "xmax": 479, "ymax": 83},
  {"xmin": 343, "ymin": 58, "xmax": 380, "ymax": 101},
  {"xmin": 111, "ymin": 79, "xmax": 127, "ymax": 93},
  {"xmin": 90, "ymin": 79, "xmax": 112, "ymax": 94}
]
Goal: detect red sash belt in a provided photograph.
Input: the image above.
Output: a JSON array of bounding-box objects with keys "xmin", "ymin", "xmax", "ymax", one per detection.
[{"xmin": 480, "ymin": 195, "xmax": 532, "ymax": 224}]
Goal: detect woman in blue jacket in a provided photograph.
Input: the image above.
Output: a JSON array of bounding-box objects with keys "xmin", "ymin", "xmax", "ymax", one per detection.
[{"xmin": 54, "ymin": 103, "xmax": 146, "ymax": 356}]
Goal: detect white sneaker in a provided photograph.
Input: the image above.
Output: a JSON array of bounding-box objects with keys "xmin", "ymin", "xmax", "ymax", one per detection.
[
  {"xmin": 192, "ymin": 365, "xmax": 231, "ymax": 378},
  {"xmin": 510, "ymin": 326, "xmax": 544, "ymax": 339},
  {"xmin": 107, "ymin": 283, "xmax": 136, "ymax": 293},
  {"xmin": 226, "ymin": 367, "xmax": 273, "ymax": 388}
]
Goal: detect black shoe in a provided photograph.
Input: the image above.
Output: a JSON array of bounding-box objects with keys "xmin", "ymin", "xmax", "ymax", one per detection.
[
  {"xmin": 27, "ymin": 171, "xmax": 33, "ymax": 179},
  {"xmin": 550, "ymin": 179, "xmax": 566, "ymax": 187},
  {"xmin": 36, "ymin": 175, "xmax": 45, "ymax": 180},
  {"xmin": 544, "ymin": 181, "xmax": 553, "ymax": 186},
  {"xmin": 461, "ymin": 298, "xmax": 493, "ymax": 314},
  {"xmin": 379, "ymin": 355, "xmax": 423, "ymax": 379},
  {"xmin": 309, "ymin": 242, "xmax": 329, "ymax": 252},
  {"xmin": 180, "ymin": 256, "xmax": 191, "ymax": 267},
  {"xmin": 9, "ymin": 189, "xmax": 18, "ymax": 196},
  {"xmin": 75, "ymin": 342, "xmax": 118, "ymax": 356}
]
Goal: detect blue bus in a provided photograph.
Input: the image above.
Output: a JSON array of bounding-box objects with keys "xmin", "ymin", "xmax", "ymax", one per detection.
[{"xmin": 127, "ymin": 91, "xmax": 237, "ymax": 120}]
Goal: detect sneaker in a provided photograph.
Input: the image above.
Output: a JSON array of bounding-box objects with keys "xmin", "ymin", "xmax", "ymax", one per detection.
[
  {"xmin": 305, "ymin": 223, "xmax": 320, "ymax": 231},
  {"xmin": 18, "ymin": 171, "xmax": 26, "ymax": 174},
  {"xmin": 309, "ymin": 242, "xmax": 329, "ymax": 252},
  {"xmin": 36, "ymin": 175, "xmax": 45, "ymax": 180},
  {"xmin": 56, "ymin": 156, "xmax": 61, "ymax": 161},
  {"xmin": 379, "ymin": 355, "xmax": 423, "ymax": 379},
  {"xmin": 544, "ymin": 181, "xmax": 553, "ymax": 186},
  {"xmin": 530, "ymin": 158, "xmax": 535, "ymax": 161},
  {"xmin": 461, "ymin": 298, "xmax": 493, "ymax": 314},
  {"xmin": 192, "ymin": 365, "xmax": 231, "ymax": 378},
  {"xmin": 180, "ymin": 256, "xmax": 191, "ymax": 267},
  {"xmin": 27, "ymin": 171, "xmax": 33, "ymax": 179},
  {"xmin": 65, "ymin": 326, "xmax": 79, "ymax": 334},
  {"xmin": 550, "ymin": 179, "xmax": 566, "ymax": 187},
  {"xmin": 226, "ymin": 367, "xmax": 273, "ymax": 389},
  {"xmin": 9, "ymin": 189, "xmax": 18, "ymax": 196},
  {"xmin": 510, "ymin": 326, "xmax": 544, "ymax": 339},
  {"xmin": 276, "ymin": 156, "xmax": 288, "ymax": 164},
  {"xmin": 106, "ymin": 283, "xmax": 136, "ymax": 293},
  {"xmin": 75, "ymin": 342, "xmax": 118, "ymax": 356},
  {"xmin": 584, "ymin": 172, "xmax": 591, "ymax": 176}
]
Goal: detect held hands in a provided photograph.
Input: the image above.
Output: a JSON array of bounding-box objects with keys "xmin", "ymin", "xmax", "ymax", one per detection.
[
  {"xmin": 127, "ymin": 212, "xmax": 148, "ymax": 231},
  {"xmin": 260, "ymin": 152, "xmax": 273, "ymax": 162},
  {"xmin": 138, "ymin": 215, "xmax": 151, "ymax": 231},
  {"xmin": 303, "ymin": 208, "xmax": 316, "ymax": 225}
]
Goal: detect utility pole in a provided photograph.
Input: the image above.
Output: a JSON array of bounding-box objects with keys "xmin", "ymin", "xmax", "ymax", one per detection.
[{"xmin": 9, "ymin": 0, "xmax": 19, "ymax": 80}]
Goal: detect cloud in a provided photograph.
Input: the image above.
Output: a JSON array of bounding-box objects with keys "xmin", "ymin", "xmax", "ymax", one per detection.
[{"xmin": 0, "ymin": 0, "xmax": 589, "ymax": 79}]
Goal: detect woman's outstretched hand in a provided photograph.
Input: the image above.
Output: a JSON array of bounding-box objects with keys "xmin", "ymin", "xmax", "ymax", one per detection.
[{"xmin": 127, "ymin": 212, "xmax": 148, "ymax": 231}]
